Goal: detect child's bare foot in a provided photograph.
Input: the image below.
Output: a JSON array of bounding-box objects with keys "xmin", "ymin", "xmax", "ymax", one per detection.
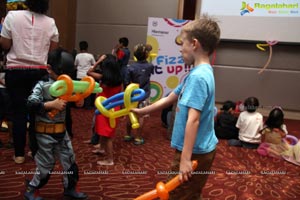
[
  {"xmin": 92, "ymin": 149, "xmax": 105, "ymax": 155},
  {"xmin": 83, "ymin": 140, "xmax": 91, "ymax": 144},
  {"xmin": 97, "ymin": 159, "xmax": 114, "ymax": 166}
]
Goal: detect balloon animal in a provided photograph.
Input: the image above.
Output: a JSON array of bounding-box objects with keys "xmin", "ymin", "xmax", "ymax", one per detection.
[{"xmin": 95, "ymin": 83, "xmax": 145, "ymax": 129}]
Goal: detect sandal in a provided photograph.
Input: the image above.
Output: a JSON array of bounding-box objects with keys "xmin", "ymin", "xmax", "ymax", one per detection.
[{"xmin": 13, "ymin": 156, "xmax": 25, "ymax": 164}]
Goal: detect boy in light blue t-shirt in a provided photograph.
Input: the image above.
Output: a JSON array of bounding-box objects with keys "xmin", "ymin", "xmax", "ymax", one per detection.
[{"xmin": 132, "ymin": 15, "xmax": 220, "ymax": 199}]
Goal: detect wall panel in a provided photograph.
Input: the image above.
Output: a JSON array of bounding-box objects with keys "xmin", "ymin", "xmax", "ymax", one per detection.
[
  {"xmin": 75, "ymin": 0, "xmax": 300, "ymax": 111},
  {"xmin": 76, "ymin": 0, "xmax": 179, "ymax": 56},
  {"xmin": 214, "ymin": 65, "xmax": 300, "ymax": 111},
  {"xmin": 76, "ymin": 24, "xmax": 147, "ymax": 57}
]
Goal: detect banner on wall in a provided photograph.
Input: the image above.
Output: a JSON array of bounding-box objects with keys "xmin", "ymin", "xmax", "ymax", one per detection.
[{"xmin": 147, "ymin": 17, "xmax": 190, "ymax": 102}]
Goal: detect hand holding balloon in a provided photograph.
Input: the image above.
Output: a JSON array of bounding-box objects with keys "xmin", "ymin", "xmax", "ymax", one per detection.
[
  {"xmin": 134, "ymin": 160, "xmax": 198, "ymax": 200},
  {"xmin": 49, "ymin": 74, "xmax": 102, "ymax": 100},
  {"xmin": 95, "ymin": 83, "xmax": 145, "ymax": 129},
  {"xmin": 48, "ymin": 74, "xmax": 102, "ymax": 118}
]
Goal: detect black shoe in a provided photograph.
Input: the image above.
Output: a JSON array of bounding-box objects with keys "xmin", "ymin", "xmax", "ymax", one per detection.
[
  {"xmin": 64, "ymin": 187, "xmax": 88, "ymax": 199},
  {"xmin": 0, "ymin": 127, "xmax": 8, "ymax": 132},
  {"xmin": 6, "ymin": 141, "xmax": 14, "ymax": 149},
  {"xmin": 24, "ymin": 180, "xmax": 43, "ymax": 200}
]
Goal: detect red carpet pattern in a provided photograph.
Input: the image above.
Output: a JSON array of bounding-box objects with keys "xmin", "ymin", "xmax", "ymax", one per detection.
[{"xmin": 0, "ymin": 108, "xmax": 300, "ymax": 200}]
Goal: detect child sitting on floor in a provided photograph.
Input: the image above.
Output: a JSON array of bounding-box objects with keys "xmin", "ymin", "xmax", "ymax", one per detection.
[
  {"xmin": 214, "ymin": 100, "xmax": 239, "ymax": 140},
  {"xmin": 228, "ymin": 97, "xmax": 263, "ymax": 149},
  {"xmin": 257, "ymin": 107, "xmax": 289, "ymax": 158}
]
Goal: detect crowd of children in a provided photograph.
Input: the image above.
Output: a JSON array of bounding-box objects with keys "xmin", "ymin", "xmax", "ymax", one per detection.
[
  {"xmin": 215, "ymin": 97, "xmax": 300, "ymax": 166},
  {"xmin": 0, "ymin": 1, "xmax": 299, "ymax": 199}
]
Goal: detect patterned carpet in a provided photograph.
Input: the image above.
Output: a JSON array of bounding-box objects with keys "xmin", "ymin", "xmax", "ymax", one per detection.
[{"xmin": 0, "ymin": 108, "xmax": 300, "ymax": 200}]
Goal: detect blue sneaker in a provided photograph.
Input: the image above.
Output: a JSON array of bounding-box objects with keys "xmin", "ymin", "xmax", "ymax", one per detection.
[
  {"xmin": 134, "ymin": 138, "xmax": 145, "ymax": 145},
  {"xmin": 64, "ymin": 187, "xmax": 88, "ymax": 199},
  {"xmin": 24, "ymin": 180, "xmax": 43, "ymax": 200},
  {"xmin": 124, "ymin": 135, "xmax": 133, "ymax": 142}
]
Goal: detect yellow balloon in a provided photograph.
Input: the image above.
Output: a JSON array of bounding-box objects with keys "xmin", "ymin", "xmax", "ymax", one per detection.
[
  {"xmin": 123, "ymin": 83, "xmax": 140, "ymax": 129},
  {"xmin": 256, "ymin": 43, "xmax": 269, "ymax": 51},
  {"xmin": 94, "ymin": 83, "xmax": 141, "ymax": 129},
  {"xmin": 95, "ymin": 96, "xmax": 117, "ymax": 128}
]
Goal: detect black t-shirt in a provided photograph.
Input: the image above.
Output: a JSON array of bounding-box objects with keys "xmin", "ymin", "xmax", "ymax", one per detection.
[{"xmin": 215, "ymin": 112, "xmax": 239, "ymax": 139}]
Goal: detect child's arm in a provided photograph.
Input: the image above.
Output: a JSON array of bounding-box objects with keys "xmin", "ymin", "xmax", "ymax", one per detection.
[
  {"xmin": 180, "ymin": 107, "xmax": 200, "ymax": 182},
  {"xmin": 0, "ymin": 16, "xmax": 12, "ymax": 50},
  {"xmin": 235, "ymin": 114, "xmax": 242, "ymax": 129},
  {"xmin": 131, "ymin": 91, "xmax": 178, "ymax": 115},
  {"xmin": 111, "ymin": 44, "xmax": 121, "ymax": 56},
  {"xmin": 0, "ymin": 36, "xmax": 11, "ymax": 50},
  {"xmin": 0, "ymin": 77, "xmax": 5, "ymax": 86},
  {"xmin": 260, "ymin": 129, "xmax": 266, "ymax": 142},
  {"xmin": 281, "ymin": 124, "xmax": 288, "ymax": 135},
  {"xmin": 44, "ymin": 98, "xmax": 67, "ymax": 111},
  {"xmin": 87, "ymin": 54, "xmax": 105, "ymax": 80},
  {"xmin": 27, "ymin": 82, "xmax": 67, "ymax": 113},
  {"xmin": 87, "ymin": 67, "xmax": 102, "ymax": 80}
]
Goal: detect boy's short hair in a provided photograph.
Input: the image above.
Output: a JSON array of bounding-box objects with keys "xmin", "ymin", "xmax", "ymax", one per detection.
[
  {"xmin": 47, "ymin": 48, "xmax": 75, "ymax": 76},
  {"xmin": 79, "ymin": 41, "xmax": 88, "ymax": 51},
  {"xmin": 119, "ymin": 37, "xmax": 129, "ymax": 47},
  {"xmin": 181, "ymin": 15, "xmax": 220, "ymax": 55},
  {"xmin": 244, "ymin": 97, "xmax": 259, "ymax": 113},
  {"xmin": 134, "ymin": 44, "xmax": 152, "ymax": 61},
  {"xmin": 221, "ymin": 101, "xmax": 236, "ymax": 112}
]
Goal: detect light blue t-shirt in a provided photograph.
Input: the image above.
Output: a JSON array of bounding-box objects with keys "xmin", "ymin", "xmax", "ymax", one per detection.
[{"xmin": 171, "ymin": 64, "xmax": 218, "ymax": 154}]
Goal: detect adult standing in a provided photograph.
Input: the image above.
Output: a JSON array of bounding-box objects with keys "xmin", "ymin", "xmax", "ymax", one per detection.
[{"xmin": 0, "ymin": 0, "xmax": 59, "ymax": 164}]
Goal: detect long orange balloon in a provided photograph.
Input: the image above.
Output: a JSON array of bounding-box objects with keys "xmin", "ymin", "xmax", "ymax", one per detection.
[{"xmin": 134, "ymin": 160, "xmax": 198, "ymax": 200}]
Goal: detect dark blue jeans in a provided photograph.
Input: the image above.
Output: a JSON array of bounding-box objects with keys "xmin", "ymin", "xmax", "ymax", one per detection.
[
  {"xmin": 121, "ymin": 65, "xmax": 129, "ymax": 87},
  {"xmin": 228, "ymin": 139, "xmax": 259, "ymax": 149}
]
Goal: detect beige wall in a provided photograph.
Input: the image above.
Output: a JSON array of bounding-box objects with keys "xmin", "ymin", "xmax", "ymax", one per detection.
[
  {"xmin": 76, "ymin": 0, "xmax": 179, "ymax": 57},
  {"xmin": 75, "ymin": 0, "xmax": 300, "ymax": 111},
  {"xmin": 214, "ymin": 42, "xmax": 300, "ymax": 111}
]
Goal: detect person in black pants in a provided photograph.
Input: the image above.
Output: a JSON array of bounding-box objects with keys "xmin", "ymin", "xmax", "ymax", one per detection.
[{"xmin": 0, "ymin": 0, "xmax": 59, "ymax": 164}]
